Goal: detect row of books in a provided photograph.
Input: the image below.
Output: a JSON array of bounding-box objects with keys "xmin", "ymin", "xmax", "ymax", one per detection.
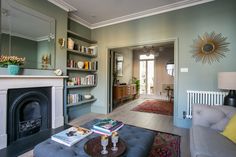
[
  {"xmin": 67, "ymin": 60, "xmax": 98, "ymax": 70},
  {"xmin": 68, "ymin": 75, "xmax": 96, "ymax": 86},
  {"xmin": 84, "ymin": 61, "xmax": 98, "ymax": 70},
  {"xmin": 67, "ymin": 94, "xmax": 92, "ymax": 104},
  {"xmin": 91, "ymin": 119, "xmax": 124, "ymax": 136}
]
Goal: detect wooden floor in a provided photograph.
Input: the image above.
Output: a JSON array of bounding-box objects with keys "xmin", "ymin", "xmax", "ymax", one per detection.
[
  {"xmin": 20, "ymin": 98, "xmax": 190, "ymax": 157},
  {"xmin": 70, "ymin": 98, "xmax": 190, "ymax": 157}
]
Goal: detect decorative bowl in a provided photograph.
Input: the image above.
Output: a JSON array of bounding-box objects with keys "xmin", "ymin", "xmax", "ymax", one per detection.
[
  {"xmin": 77, "ymin": 61, "xmax": 84, "ymax": 69},
  {"xmin": 84, "ymin": 94, "xmax": 92, "ymax": 100}
]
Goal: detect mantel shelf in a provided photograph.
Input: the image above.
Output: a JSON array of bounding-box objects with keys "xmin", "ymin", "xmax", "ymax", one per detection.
[
  {"xmin": 0, "ymin": 75, "xmax": 68, "ymax": 79},
  {"xmin": 67, "ymin": 30, "xmax": 97, "ymax": 44},
  {"xmin": 67, "ymin": 98, "xmax": 97, "ymax": 108},
  {"xmin": 67, "ymin": 49, "xmax": 97, "ymax": 58}
]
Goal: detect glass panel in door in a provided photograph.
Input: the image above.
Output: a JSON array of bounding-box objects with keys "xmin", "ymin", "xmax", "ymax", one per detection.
[
  {"xmin": 147, "ymin": 60, "xmax": 154, "ymax": 94},
  {"xmin": 139, "ymin": 61, "xmax": 146, "ymax": 94}
]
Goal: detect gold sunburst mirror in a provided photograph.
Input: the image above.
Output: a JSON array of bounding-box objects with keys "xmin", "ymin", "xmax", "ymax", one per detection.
[{"xmin": 191, "ymin": 32, "xmax": 230, "ymax": 64}]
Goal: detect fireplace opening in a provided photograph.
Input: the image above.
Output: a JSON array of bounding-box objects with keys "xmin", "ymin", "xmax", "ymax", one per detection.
[{"xmin": 7, "ymin": 87, "xmax": 51, "ymax": 145}]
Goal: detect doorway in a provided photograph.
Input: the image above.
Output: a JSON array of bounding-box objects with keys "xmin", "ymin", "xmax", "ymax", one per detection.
[{"xmin": 108, "ymin": 40, "xmax": 177, "ymax": 113}]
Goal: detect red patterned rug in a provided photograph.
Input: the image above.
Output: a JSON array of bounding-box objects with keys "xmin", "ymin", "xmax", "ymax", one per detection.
[
  {"xmin": 131, "ymin": 100, "xmax": 173, "ymax": 116},
  {"xmin": 149, "ymin": 131, "xmax": 181, "ymax": 157}
]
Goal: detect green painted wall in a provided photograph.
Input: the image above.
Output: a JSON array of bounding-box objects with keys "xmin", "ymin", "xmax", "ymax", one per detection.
[
  {"xmin": 91, "ymin": 0, "xmax": 236, "ymax": 128},
  {"xmin": 1, "ymin": 33, "xmax": 10, "ymax": 55},
  {"xmin": 68, "ymin": 19, "xmax": 91, "ymax": 40}
]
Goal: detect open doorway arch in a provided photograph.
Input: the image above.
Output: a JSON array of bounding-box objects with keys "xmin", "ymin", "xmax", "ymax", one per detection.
[{"xmin": 107, "ymin": 38, "xmax": 179, "ymax": 119}]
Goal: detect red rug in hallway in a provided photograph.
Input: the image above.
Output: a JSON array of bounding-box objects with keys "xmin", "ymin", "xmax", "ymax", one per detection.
[
  {"xmin": 131, "ymin": 99, "xmax": 173, "ymax": 116},
  {"xmin": 149, "ymin": 131, "xmax": 180, "ymax": 157}
]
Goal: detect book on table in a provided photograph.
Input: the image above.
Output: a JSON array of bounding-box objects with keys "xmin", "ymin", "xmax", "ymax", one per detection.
[
  {"xmin": 92, "ymin": 119, "xmax": 124, "ymax": 135},
  {"xmin": 51, "ymin": 126, "xmax": 92, "ymax": 147},
  {"xmin": 92, "ymin": 123, "xmax": 124, "ymax": 136}
]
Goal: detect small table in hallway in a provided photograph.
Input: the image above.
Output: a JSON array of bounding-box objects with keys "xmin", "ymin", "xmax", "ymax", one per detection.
[{"xmin": 165, "ymin": 87, "xmax": 173, "ymax": 102}]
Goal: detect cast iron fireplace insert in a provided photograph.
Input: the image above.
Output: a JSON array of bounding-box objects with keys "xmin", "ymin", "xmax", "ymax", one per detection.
[{"xmin": 7, "ymin": 87, "xmax": 52, "ymax": 145}]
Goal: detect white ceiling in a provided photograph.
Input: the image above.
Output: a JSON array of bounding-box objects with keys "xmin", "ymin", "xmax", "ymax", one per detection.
[{"xmin": 49, "ymin": 0, "xmax": 214, "ymax": 29}]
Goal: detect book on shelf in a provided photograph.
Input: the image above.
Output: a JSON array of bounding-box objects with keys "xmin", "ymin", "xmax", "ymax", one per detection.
[
  {"xmin": 51, "ymin": 127, "xmax": 92, "ymax": 147},
  {"xmin": 67, "ymin": 60, "xmax": 98, "ymax": 70},
  {"xmin": 67, "ymin": 94, "xmax": 94, "ymax": 104},
  {"xmin": 68, "ymin": 74, "xmax": 96, "ymax": 86}
]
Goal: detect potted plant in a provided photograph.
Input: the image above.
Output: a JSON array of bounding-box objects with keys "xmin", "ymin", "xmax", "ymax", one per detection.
[
  {"xmin": 132, "ymin": 77, "xmax": 140, "ymax": 98},
  {"xmin": 0, "ymin": 55, "xmax": 25, "ymax": 75}
]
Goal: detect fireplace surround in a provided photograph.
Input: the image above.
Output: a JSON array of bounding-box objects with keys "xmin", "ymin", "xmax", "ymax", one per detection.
[{"xmin": 0, "ymin": 75, "xmax": 67, "ymax": 149}]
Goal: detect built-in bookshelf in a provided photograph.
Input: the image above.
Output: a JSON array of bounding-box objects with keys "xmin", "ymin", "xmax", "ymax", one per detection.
[
  {"xmin": 67, "ymin": 98, "xmax": 97, "ymax": 108},
  {"xmin": 64, "ymin": 29, "xmax": 98, "ymax": 123}
]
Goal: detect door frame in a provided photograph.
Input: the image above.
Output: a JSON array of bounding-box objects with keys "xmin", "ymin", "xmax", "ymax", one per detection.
[{"xmin": 107, "ymin": 38, "xmax": 179, "ymax": 118}]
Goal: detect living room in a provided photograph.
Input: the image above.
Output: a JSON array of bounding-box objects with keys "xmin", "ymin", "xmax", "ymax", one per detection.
[{"xmin": 1, "ymin": 0, "xmax": 236, "ymax": 157}]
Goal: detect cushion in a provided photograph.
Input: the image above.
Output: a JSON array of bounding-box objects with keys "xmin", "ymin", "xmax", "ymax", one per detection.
[
  {"xmin": 221, "ymin": 113, "xmax": 236, "ymax": 144},
  {"xmin": 190, "ymin": 125, "xmax": 236, "ymax": 157}
]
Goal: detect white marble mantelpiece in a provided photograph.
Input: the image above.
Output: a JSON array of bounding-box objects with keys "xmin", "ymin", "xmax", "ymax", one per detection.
[{"xmin": 0, "ymin": 75, "xmax": 68, "ymax": 149}]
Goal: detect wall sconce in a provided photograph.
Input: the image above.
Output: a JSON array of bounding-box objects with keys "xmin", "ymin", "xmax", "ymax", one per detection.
[{"xmin": 58, "ymin": 38, "xmax": 65, "ymax": 48}]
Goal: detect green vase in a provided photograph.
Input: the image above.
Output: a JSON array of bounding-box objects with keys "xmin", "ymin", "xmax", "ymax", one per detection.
[{"xmin": 8, "ymin": 65, "xmax": 20, "ymax": 75}]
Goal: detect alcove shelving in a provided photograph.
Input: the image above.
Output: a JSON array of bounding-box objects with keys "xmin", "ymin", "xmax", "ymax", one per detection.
[{"xmin": 64, "ymin": 28, "xmax": 98, "ymax": 123}]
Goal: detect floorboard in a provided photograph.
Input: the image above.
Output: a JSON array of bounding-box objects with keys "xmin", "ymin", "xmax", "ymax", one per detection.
[{"xmin": 19, "ymin": 98, "xmax": 190, "ymax": 157}]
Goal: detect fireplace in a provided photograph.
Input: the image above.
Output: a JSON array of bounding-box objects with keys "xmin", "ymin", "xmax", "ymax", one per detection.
[
  {"xmin": 0, "ymin": 75, "xmax": 66, "ymax": 149},
  {"xmin": 7, "ymin": 87, "xmax": 51, "ymax": 145}
]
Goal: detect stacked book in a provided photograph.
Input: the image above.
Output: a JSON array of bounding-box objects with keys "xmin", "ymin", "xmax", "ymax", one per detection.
[
  {"xmin": 51, "ymin": 127, "xmax": 92, "ymax": 147},
  {"xmin": 91, "ymin": 119, "xmax": 124, "ymax": 136}
]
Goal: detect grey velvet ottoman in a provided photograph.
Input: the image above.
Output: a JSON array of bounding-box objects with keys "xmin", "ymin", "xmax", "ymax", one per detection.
[{"xmin": 34, "ymin": 119, "xmax": 155, "ymax": 157}]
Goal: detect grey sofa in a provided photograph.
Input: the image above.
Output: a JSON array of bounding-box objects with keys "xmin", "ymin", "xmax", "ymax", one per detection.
[{"xmin": 190, "ymin": 104, "xmax": 236, "ymax": 157}]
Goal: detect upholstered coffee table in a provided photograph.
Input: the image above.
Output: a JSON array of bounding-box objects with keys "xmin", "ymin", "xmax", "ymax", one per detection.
[{"xmin": 34, "ymin": 119, "xmax": 155, "ymax": 157}]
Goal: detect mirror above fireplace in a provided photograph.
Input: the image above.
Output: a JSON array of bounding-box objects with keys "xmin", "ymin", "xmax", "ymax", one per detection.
[{"xmin": 1, "ymin": 0, "xmax": 56, "ymax": 69}]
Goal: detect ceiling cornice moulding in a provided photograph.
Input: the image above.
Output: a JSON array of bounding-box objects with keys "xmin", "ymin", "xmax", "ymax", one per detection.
[
  {"xmin": 69, "ymin": 14, "xmax": 92, "ymax": 29},
  {"xmin": 69, "ymin": 0, "xmax": 214, "ymax": 29},
  {"xmin": 47, "ymin": 0, "xmax": 77, "ymax": 12}
]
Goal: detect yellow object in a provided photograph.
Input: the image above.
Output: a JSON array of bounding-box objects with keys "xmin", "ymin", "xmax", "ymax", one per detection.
[
  {"xmin": 221, "ymin": 113, "xmax": 236, "ymax": 143},
  {"xmin": 112, "ymin": 131, "xmax": 118, "ymax": 137},
  {"xmin": 84, "ymin": 61, "xmax": 89, "ymax": 70},
  {"xmin": 101, "ymin": 135, "xmax": 108, "ymax": 140}
]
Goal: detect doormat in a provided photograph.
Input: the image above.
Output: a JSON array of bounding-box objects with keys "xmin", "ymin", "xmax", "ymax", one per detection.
[
  {"xmin": 149, "ymin": 131, "xmax": 180, "ymax": 157},
  {"xmin": 131, "ymin": 99, "xmax": 173, "ymax": 116}
]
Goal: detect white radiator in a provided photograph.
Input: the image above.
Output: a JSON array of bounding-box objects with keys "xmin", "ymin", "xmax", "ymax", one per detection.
[{"xmin": 186, "ymin": 90, "xmax": 227, "ymax": 118}]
